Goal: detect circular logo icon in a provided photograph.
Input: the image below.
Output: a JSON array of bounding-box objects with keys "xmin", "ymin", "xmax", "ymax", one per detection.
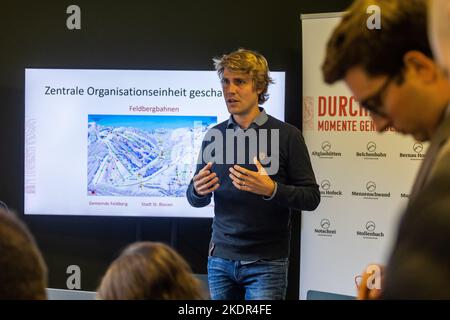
[
  {"xmin": 367, "ymin": 141, "xmax": 377, "ymax": 152},
  {"xmin": 413, "ymin": 142, "xmax": 423, "ymax": 154},
  {"xmin": 321, "ymin": 141, "xmax": 332, "ymax": 152},
  {"xmin": 320, "ymin": 219, "xmax": 331, "ymax": 230},
  {"xmin": 366, "ymin": 181, "xmax": 376, "ymax": 192},
  {"xmin": 321, "ymin": 180, "xmax": 331, "ymax": 191},
  {"xmin": 366, "ymin": 221, "xmax": 376, "ymax": 232}
]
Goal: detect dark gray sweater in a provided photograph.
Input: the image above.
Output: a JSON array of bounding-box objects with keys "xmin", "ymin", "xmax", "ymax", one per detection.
[{"xmin": 186, "ymin": 112, "xmax": 320, "ymax": 260}]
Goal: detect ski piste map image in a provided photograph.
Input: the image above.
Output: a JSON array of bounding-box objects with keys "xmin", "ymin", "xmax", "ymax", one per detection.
[{"xmin": 88, "ymin": 114, "xmax": 216, "ymax": 197}]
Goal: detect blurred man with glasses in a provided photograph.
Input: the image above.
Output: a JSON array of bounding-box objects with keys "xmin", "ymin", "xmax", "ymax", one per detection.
[{"xmin": 323, "ymin": 0, "xmax": 450, "ymax": 299}]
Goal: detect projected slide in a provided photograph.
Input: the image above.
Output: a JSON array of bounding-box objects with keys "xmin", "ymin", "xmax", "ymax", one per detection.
[
  {"xmin": 25, "ymin": 69, "xmax": 285, "ymax": 217},
  {"xmin": 87, "ymin": 115, "xmax": 216, "ymax": 197}
]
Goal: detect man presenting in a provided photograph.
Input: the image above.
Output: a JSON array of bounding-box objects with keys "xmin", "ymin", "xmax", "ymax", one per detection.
[{"xmin": 187, "ymin": 48, "xmax": 320, "ymax": 300}]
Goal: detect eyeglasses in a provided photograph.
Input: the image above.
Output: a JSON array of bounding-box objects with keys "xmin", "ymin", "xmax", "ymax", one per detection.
[{"xmin": 359, "ymin": 74, "xmax": 395, "ymax": 117}]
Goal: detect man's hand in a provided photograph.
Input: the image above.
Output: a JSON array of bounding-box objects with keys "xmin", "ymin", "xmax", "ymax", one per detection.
[
  {"xmin": 356, "ymin": 264, "xmax": 384, "ymax": 300},
  {"xmin": 229, "ymin": 157, "xmax": 275, "ymax": 197},
  {"xmin": 193, "ymin": 162, "xmax": 220, "ymax": 196}
]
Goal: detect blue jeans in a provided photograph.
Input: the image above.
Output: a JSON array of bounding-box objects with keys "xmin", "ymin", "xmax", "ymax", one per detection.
[{"xmin": 207, "ymin": 256, "xmax": 289, "ymax": 300}]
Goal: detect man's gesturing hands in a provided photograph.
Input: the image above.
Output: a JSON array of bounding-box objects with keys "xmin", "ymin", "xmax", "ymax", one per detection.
[{"xmin": 193, "ymin": 162, "xmax": 220, "ymax": 196}]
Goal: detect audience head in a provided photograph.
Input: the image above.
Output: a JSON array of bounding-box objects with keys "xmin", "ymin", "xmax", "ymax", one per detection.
[
  {"xmin": 97, "ymin": 241, "xmax": 205, "ymax": 300},
  {"xmin": 0, "ymin": 208, "xmax": 48, "ymax": 299}
]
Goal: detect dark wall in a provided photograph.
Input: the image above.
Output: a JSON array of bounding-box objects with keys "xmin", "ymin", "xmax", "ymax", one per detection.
[{"xmin": 0, "ymin": 0, "xmax": 352, "ymax": 298}]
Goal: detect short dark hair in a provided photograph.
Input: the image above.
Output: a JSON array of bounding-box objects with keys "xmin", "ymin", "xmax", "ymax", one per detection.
[
  {"xmin": 322, "ymin": 0, "xmax": 432, "ymax": 84},
  {"xmin": 0, "ymin": 209, "xmax": 48, "ymax": 299}
]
